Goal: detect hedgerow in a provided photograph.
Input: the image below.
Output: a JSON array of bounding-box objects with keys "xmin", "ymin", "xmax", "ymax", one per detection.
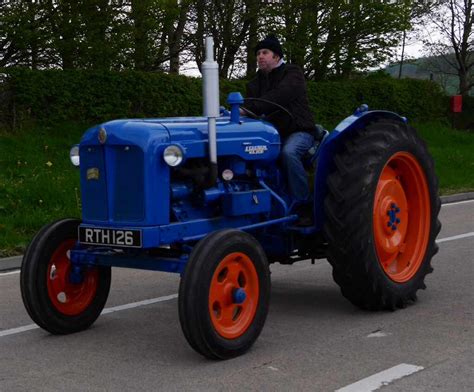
[{"xmin": 0, "ymin": 68, "xmax": 450, "ymax": 130}]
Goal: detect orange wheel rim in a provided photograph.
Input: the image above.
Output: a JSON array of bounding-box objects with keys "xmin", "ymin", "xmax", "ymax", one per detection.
[
  {"xmin": 373, "ymin": 152, "xmax": 431, "ymax": 282},
  {"xmin": 46, "ymin": 239, "xmax": 99, "ymax": 316},
  {"xmin": 209, "ymin": 252, "xmax": 259, "ymax": 339}
]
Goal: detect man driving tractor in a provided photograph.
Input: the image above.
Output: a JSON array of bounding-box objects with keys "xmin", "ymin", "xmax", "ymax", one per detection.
[{"xmin": 241, "ymin": 35, "xmax": 326, "ymax": 226}]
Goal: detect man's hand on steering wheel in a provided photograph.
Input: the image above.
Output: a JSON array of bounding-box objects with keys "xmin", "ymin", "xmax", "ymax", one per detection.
[{"xmin": 241, "ymin": 98, "xmax": 294, "ymax": 124}]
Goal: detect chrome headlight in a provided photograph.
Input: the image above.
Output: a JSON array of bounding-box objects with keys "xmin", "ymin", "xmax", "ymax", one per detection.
[
  {"xmin": 69, "ymin": 145, "xmax": 80, "ymax": 167},
  {"xmin": 163, "ymin": 145, "xmax": 184, "ymax": 167}
]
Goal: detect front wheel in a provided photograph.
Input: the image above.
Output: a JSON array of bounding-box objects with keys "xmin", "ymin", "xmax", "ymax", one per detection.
[
  {"xmin": 323, "ymin": 120, "xmax": 441, "ymax": 310},
  {"xmin": 179, "ymin": 229, "xmax": 271, "ymax": 359},
  {"xmin": 20, "ymin": 219, "xmax": 111, "ymax": 334}
]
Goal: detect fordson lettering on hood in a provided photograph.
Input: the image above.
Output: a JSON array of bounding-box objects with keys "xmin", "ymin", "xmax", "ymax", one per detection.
[{"xmin": 245, "ymin": 145, "xmax": 268, "ymax": 155}]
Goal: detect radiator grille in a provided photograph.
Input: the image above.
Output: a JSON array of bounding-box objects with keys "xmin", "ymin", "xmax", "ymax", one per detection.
[
  {"xmin": 112, "ymin": 146, "xmax": 145, "ymax": 221},
  {"xmin": 80, "ymin": 146, "xmax": 108, "ymax": 221}
]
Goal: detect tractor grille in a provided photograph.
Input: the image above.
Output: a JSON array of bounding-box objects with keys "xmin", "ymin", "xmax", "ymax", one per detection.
[
  {"xmin": 81, "ymin": 145, "xmax": 108, "ymax": 221},
  {"xmin": 112, "ymin": 145, "xmax": 144, "ymax": 221},
  {"xmin": 81, "ymin": 145, "xmax": 145, "ymax": 223}
]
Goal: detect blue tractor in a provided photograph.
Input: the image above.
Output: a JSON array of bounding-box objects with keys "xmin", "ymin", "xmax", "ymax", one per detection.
[{"xmin": 20, "ymin": 38, "xmax": 441, "ymax": 359}]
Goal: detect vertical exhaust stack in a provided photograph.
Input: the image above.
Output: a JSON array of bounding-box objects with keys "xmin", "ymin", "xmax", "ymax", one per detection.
[{"xmin": 201, "ymin": 36, "xmax": 219, "ymax": 188}]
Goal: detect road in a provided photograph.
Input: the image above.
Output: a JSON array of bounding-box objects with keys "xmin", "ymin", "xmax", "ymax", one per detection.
[{"xmin": 1, "ymin": 200, "xmax": 473, "ymax": 391}]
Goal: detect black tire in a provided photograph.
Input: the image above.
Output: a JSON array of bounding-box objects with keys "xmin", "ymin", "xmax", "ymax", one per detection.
[
  {"xmin": 20, "ymin": 219, "xmax": 111, "ymax": 334},
  {"xmin": 179, "ymin": 229, "xmax": 271, "ymax": 359},
  {"xmin": 323, "ymin": 120, "xmax": 441, "ymax": 310}
]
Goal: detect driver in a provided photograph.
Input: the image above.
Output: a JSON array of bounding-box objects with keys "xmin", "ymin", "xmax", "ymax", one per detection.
[{"xmin": 242, "ymin": 34, "xmax": 324, "ymax": 226}]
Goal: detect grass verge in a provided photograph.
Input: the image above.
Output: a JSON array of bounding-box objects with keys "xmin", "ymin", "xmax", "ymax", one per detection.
[
  {"xmin": 0, "ymin": 124, "xmax": 85, "ymax": 256},
  {"xmin": 0, "ymin": 121, "xmax": 473, "ymax": 256}
]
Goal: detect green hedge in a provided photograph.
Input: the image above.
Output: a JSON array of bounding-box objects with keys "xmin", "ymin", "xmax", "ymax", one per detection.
[{"xmin": 1, "ymin": 68, "xmax": 449, "ymax": 130}]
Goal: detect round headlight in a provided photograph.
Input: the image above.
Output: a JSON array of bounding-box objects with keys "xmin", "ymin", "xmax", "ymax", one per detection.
[
  {"xmin": 69, "ymin": 145, "xmax": 80, "ymax": 167},
  {"xmin": 163, "ymin": 145, "xmax": 184, "ymax": 167}
]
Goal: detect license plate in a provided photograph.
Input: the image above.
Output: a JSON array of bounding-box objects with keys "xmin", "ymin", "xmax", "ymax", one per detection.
[{"xmin": 78, "ymin": 227, "xmax": 142, "ymax": 248}]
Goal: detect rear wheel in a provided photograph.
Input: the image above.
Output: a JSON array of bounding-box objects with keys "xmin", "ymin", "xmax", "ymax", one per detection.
[
  {"xmin": 323, "ymin": 120, "xmax": 441, "ymax": 310},
  {"xmin": 20, "ymin": 219, "xmax": 111, "ymax": 334},
  {"xmin": 179, "ymin": 229, "xmax": 270, "ymax": 359}
]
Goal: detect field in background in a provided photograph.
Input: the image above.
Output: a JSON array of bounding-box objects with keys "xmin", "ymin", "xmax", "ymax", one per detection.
[{"xmin": 0, "ymin": 121, "xmax": 472, "ymax": 256}]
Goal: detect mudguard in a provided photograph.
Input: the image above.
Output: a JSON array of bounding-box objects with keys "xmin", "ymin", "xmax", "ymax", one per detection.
[{"xmin": 313, "ymin": 108, "xmax": 407, "ymax": 231}]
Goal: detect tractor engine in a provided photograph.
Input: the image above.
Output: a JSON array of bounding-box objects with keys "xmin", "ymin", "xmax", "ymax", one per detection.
[{"xmin": 77, "ymin": 115, "xmax": 282, "ymax": 246}]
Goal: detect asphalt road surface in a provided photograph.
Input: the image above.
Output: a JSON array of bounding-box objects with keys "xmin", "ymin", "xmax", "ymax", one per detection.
[{"xmin": 1, "ymin": 200, "xmax": 473, "ymax": 391}]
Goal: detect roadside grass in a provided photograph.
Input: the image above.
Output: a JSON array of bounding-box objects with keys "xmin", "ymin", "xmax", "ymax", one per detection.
[
  {"xmin": 414, "ymin": 122, "xmax": 474, "ymax": 194},
  {"xmin": 0, "ymin": 121, "xmax": 472, "ymax": 256},
  {"xmin": 0, "ymin": 124, "xmax": 85, "ymax": 256}
]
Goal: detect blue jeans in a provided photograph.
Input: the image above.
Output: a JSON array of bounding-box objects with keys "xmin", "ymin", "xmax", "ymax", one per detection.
[{"xmin": 281, "ymin": 131, "xmax": 314, "ymax": 203}]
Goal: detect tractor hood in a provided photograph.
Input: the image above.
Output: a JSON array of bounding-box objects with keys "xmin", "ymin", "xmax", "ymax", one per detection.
[{"xmin": 81, "ymin": 116, "xmax": 281, "ymax": 162}]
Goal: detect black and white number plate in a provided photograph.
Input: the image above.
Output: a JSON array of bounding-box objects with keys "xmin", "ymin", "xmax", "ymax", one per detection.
[{"xmin": 79, "ymin": 227, "xmax": 142, "ymax": 248}]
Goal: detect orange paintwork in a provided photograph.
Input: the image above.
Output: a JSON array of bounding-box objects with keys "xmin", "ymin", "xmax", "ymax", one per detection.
[
  {"xmin": 208, "ymin": 252, "xmax": 259, "ymax": 339},
  {"xmin": 46, "ymin": 239, "xmax": 99, "ymax": 315},
  {"xmin": 373, "ymin": 152, "xmax": 431, "ymax": 283}
]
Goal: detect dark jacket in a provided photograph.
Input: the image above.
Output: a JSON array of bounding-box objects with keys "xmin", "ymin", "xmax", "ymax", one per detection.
[{"xmin": 245, "ymin": 63, "xmax": 315, "ymax": 138}]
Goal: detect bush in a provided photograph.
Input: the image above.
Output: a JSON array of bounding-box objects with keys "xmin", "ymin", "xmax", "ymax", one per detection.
[{"xmin": 0, "ymin": 68, "xmax": 447, "ymax": 130}]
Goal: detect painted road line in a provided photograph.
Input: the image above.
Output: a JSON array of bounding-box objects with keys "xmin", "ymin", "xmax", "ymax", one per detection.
[
  {"xmin": 101, "ymin": 294, "xmax": 178, "ymax": 314},
  {"xmin": 0, "ymin": 293, "xmax": 179, "ymax": 339},
  {"xmin": 442, "ymin": 199, "xmax": 474, "ymax": 206},
  {"xmin": 436, "ymin": 232, "xmax": 474, "ymax": 243},
  {"xmin": 0, "ymin": 270, "xmax": 21, "ymax": 276},
  {"xmin": 0, "ymin": 324, "xmax": 39, "ymax": 338},
  {"xmin": 335, "ymin": 363, "xmax": 424, "ymax": 392}
]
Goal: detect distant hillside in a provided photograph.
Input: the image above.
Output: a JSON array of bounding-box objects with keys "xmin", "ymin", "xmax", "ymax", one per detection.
[{"xmin": 385, "ymin": 55, "xmax": 473, "ymax": 97}]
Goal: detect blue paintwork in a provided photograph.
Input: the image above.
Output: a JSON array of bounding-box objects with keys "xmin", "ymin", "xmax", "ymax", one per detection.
[
  {"xmin": 227, "ymin": 92, "xmax": 244, "ymax": 123},
  {"xmin": 71, "ymin": 248, "xmax": 188, "ymax": 273},
  {"xmin": 387, "ymin": 202, "xmax": 401, "ymax": 230},
  {"xmin": 75, "ymin": 96, "xmax": 407, "ymax": 271},
  {"xmin": 233, "ymin": 288, "xmax": 247, "ymax": 304}
]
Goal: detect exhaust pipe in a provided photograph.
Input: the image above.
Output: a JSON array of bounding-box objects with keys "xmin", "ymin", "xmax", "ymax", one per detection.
[{"xmin": 201, "ymin": 36, "xmax": 219, "ymax": 188}]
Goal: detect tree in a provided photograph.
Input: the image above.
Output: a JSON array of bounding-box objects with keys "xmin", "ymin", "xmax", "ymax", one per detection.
[
  {"xmin": 423, "ymin": 0, "xmax": 473, "ymax": 96},
  {"xmin": 261, "ymin": 0, "xmax": 422, "ymax": 80},
  {"xmin": 190, "ymin": 0, "xmax": 258, "ymax": 78},
  {"xmin": 0, "ymin": 0, "xmax": 53, "ymax": 69}
]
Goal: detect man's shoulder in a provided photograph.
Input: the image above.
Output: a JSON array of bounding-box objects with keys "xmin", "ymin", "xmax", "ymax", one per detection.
[{"xmin": 282, "ymin": 63, "xmax": 304, "ymax": 74}]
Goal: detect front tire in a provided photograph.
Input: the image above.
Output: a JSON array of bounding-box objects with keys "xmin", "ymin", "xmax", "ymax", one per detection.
[
  {"xmin": 323, "ymin": 120, "xmax": 441, "ymax": 310},
  {"xmin": 20, "ymin": 219, "xmax": 111, "ymax": 334},
  {"xmin": 179, "ymin": 229, "xmax": 271, "ymax": 359}
]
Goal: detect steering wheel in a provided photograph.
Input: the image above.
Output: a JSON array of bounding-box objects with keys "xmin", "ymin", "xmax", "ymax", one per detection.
[
  {"xmin": 242, "ymin": 97, "xmax": 294, "ymax": 124},
  {"xmin": 240, "ymin": 105, "xmax": 259, "ymax": 119}
]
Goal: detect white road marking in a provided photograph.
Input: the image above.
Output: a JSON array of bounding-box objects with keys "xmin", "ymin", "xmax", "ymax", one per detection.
[
  {"xmin": 442, "ymin": 199, "xmax": 474, "ymax": 206},
  {"xmin": 100, "ymin": 294, "xmax": 178, "ymax": 314},
  {"xmin": 335, "ymin": 363, "xmax": 424, "ymax": 392},
  {"xmin": 1, "ymin": 226, "xmax": 472, "ymax": 337},
  {"xmin": 0, "ymin": 293, "xmax": 178, "ymax": 339},
  {"xmin": 0, "ymin": 324, "xmax": 39, "ymax": 337},
  {"xmin": 367, "ymin": 330, "xmax": 391, "ymax": 338},
  {"xmin": 436, "ymin": 232, "xmax": 474, "ymax": 243},
  {"xmin": 0, "ymin": 270, "xmax": 20, "ymax": 276}
]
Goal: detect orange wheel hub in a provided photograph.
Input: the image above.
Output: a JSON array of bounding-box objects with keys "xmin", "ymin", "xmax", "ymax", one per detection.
[
  {"xmin": 373, "ymin": 152, "xmax": 431, "ymax": 282},
  {"xmin": 209, "ymin": 252, "xmax": 259, "ymax": 339},
  {"xmin": 46, "ymin": 239, "xmax": 99, "ymax": 315}
]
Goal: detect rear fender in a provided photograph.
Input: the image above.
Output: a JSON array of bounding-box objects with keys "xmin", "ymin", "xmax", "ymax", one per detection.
[{"xmin": 313, "ymin": 110, "xmax": 407, "ymax": 231}]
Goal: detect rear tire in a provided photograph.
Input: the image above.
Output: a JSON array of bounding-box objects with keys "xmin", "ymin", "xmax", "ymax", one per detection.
[
  {"xmin": 323, "ymin": 120, "xmax": 441, "ymax": 310},
  {"xmin": 20, "ymin": 219, "xmax": 111, "ymax": 334},
  {"xmin": 179, "ymin": 229, "xmax": 270, "ymax": 359}
]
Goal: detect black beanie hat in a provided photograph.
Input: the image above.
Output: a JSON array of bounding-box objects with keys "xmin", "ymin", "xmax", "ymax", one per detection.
[{"xmin": 254, "ymin": 34, "xmax": 283, "ymax": 58}]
